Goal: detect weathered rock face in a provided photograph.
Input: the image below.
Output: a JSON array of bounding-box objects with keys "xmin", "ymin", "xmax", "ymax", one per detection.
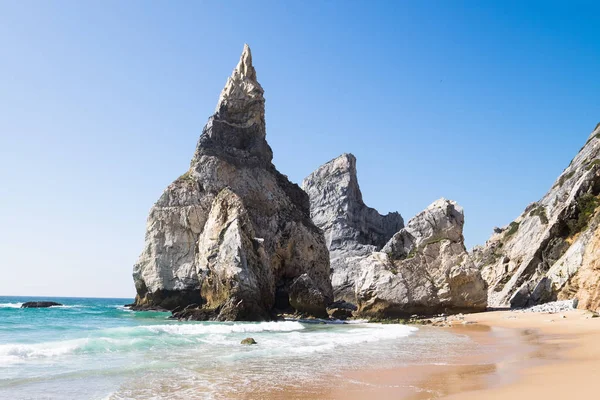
[
  {"xmin": 132, "ymin": 45, "xmax": 332, "ymax": 319},
  {"xmin": 302, "ymin": 154, "xmax": 403, "ymax": 302},
  {"xmin": 475, "ymin": 124, "xmax": 600, "ymax": 309},
  {"xmin": 355, "ymin": 199, "xmax": 487, "ymax": 318},
  {"xmin": 288, "ymin": 273, "xmax": 328, "ymax": 318},
  {"xmin": 556, "ymin": 224, "xmax": 600, "ymax": 311}
]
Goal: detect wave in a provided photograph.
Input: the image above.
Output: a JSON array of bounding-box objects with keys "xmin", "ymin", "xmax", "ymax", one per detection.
[
  {"xmin": 52, "ymin": 305, "xmax": 89, "ymax": 309},
  {"xmin": 0, "ymin": 303, "xmax": 23, "ymax": 308},
  {"xmin": 285, "ymin": 324, "xmax": 418, "ymax": 355},
  {"xmin": 0, "ymin": 321, "xmax": 418, "ymax": 365},
  {"xmin": 0, "ymin": 339, "xmax": 87, "ymax": 363},
  {"xmin": 0, "ymin": 321, "xmax": 306, "ymax": 363},
  {"xmin": 0, "ymin": 303, "xmax": 91, "ymax": 309},
  {"xmin": 143, "ymin": 321, "xmax": 306, "ymax": 335}
]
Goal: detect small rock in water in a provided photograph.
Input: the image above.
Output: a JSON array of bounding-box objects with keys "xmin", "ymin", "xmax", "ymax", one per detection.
[
  {"xmin": 241, "ymin": 338, "xmax": 257, "ymax": 345},
  {"xmin": 21, "ymin": 301, "xmax": 62, "ymax": 308}
]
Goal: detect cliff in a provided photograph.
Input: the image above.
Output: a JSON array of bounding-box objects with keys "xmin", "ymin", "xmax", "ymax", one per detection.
[{"xmin": 476, "ymin": 123, "xmax": 600, "ymax": 310}]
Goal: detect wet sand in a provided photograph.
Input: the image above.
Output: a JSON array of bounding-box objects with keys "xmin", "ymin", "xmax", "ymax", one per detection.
[{"xmin": 260, "ymin": 309, "xmax": 600, "ymax": 399}]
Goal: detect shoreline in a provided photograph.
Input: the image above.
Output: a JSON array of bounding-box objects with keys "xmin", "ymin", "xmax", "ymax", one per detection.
[{"xmin": 260, "ymin": 308, "xmax": 599, "ymax": 399}]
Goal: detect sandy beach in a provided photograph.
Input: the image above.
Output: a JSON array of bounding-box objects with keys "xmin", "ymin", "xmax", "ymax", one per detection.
[{"xmin": 262, "ymin": 308, "xmax": 600, "ymax": 399}]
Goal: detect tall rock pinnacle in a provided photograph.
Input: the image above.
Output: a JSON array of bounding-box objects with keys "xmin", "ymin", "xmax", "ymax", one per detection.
[
  {"xmin": 215, "ymin": 44, "xmax": 265, "ymax": 130},
  {"xmin": 303, "ymin": 153, "xmax": 404, "ymax": 302},
  {"xmin": 132, "ymin": 45, "xmax": 332, "ymax": 320},
  {"xmin": 193, "ymin": 44, "xmax": 272, "ymax": 165}
]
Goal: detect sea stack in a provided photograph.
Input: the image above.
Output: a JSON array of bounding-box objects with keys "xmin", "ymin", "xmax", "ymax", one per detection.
[
  {"xmin": 132, "ymin": 45, "xmax": 332, "ymax": 320},
  {"xmin": 304, "ymin": 154, "xmax": 487, "ymax": 317},
  {"xmin": 302, "ymin": 153, "xmax": 404, "ymax": 302},
  {"xmin": 475, "ymin": 123, "xmax": 600, "ymax": 310}
]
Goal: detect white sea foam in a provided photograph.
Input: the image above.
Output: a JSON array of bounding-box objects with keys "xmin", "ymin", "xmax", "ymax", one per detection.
[
  {"xmin": 0, "ymin": 321, "xmax": 418, "ymax": 367},
  {"xmin": 0, "ymin": 302, "xmax": 23, "ymax": 308},
  {"xmin": 285, "ymin": 324, "xmax": 418, "ymax": 355},
  {"xmin": 143, "ymin": 321, "xmax": 306, "ymax": 335},
  {"xmin": 0, "ymin": 339, "xmax": 88, "ymax": 364},
  {"xmin": 52, "ymin": 304, "xmax": 90, "ymax": 309},
  {"xmin": 0, "ymin": 303, "xmax": 88, "ymax": 309}
]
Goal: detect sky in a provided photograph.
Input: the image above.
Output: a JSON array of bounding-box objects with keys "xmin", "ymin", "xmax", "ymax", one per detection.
[{"xmin": 1, "ymin": 1, "xmax": 599, "ymax": 298}]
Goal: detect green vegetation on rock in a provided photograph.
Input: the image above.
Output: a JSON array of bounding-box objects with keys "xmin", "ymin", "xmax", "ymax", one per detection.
[
  {"xmin": 505, "ymin": 221, "xmax": 520, "ymax": 237},
  {"xmin": 529, "ymin": 205, "xmax": 549, "ymax": 224},
  {"xmin": 557, "ymin": 171, "xmax": 576, "ymax": 188},
  {"xmin": 406, "ymin": 248, "xmax": 418, "ymax": 259},
  {"xmin": 567, "ymin": 193, "xmax": 600, "ymax": 237},
  {"xmin": 586, "ymin": 159, "xmax": 600, "ymax": 171},
  {"xmin": 177, "ymin": 171, "xmax": 195, "ymax": 183}
]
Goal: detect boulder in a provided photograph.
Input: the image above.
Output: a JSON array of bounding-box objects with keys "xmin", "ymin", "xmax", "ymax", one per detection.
[{"xmin": 241, "ymin": 337, "xmax": 257, "ymax": 345}]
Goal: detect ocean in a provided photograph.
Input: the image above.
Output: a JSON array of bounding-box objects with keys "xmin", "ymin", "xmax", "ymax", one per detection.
[{"xmin": 0, "ymin": 296, "xmax": 482, "ymax": 399}]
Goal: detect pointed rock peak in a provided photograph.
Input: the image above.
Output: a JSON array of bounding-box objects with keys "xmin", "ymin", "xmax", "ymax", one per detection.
[
  {"xmin": 235, "ymin": 44, "xmax": 257, "ymax": 81},
  {"xmin": 335, "ymin": 153, "xmax": 357, "ymax": 169},
  {"xmin": 215, "ymin": 44, "xmax": 265, "ymax": 128},
  {"xmin": 307, "ymin": 153, "xmax": 357, "ymax": 179}
]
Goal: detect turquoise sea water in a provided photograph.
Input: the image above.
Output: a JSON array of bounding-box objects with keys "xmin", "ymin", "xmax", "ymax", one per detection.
[{"xmin": 0, "ymin": 296, "xmax": 480, "ymax": 399}]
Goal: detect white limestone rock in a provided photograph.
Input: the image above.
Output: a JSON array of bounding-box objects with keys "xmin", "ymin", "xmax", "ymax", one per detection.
[
  {"xmin": 355, "ymin": 199, "xmax": 487, "ymax": 317},
  {"xmin": 302, "ymin": 153, "xmax": 403, "ymax": 302},
  {"xmin": 476, "ymin": 123, "xmax": 600, "ymax": 308},
  {"xmin": 132, "ymin": 45, "xmax": 332, "ymax": 319}
]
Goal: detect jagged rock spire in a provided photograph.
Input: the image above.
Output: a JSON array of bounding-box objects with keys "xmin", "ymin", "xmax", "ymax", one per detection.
[
  {"xmin": 215, "ymin": 44, "xmax": 265, "ymax": 129},
  {"xmin": 234, "ymin": 43, "xmax": 257, "ymax": 81},
  {"xmin": 133, "ymin": 44, "xmax": 332, "ymax": 319},
  {"xmin": 302, "ymin": 153, "xmax": 404, "ymax": 302}
]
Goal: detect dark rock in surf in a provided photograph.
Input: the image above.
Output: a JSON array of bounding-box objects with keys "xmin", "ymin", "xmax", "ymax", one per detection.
[{"xmin": 21, "ymin": 301, "xmax": 62, "ymax": 308}]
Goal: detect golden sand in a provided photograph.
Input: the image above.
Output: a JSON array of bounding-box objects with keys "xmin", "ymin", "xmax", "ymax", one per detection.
[{"xmin": 258, "ymin": 309, "xmax": 600, "ymax": 399}]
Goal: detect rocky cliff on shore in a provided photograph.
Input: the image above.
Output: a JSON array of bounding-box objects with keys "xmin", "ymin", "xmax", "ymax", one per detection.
[
  {"xmin": 132, "ymin": 45, "xmax": 332, "ymax": 320},
  {"xmin": 305, "ymin": 154, "xmax": 487, "ymax": 317},
  {"xmin": 475, "ymin": 123, "xmax": 600, "ymax": 310},
  {"xmin": 131, "ymin": 45, "xmax": 600, "ymax": 320}
]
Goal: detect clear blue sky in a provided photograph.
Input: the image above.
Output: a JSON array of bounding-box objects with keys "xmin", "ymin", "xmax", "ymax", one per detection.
[{"xmin": 1, "ymin": 1, "xmax": 599, "ymax": 297}]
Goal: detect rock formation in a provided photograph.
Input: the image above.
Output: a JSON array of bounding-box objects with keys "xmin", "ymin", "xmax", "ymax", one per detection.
[
  {"xmin": 355, "ymin": 199, "xmax": 487, "ymax": 317},
  {"xmin": 304, "ymin": 154, "xmax": 487, "ymax": 317},
  {"xmin": 21, "ymin": 301, "xmax": 62, "ymax": 308},
  {"xmin": 302, "ymin": 154, "xmax": 403, "ymax": 302},
  {"xmin": 132, "ymin": 45, "xmax": 332, "ymax": 320},
  {"xmin": 475, "ymin": 123, "xmax": 600, "ymax": 310}
]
